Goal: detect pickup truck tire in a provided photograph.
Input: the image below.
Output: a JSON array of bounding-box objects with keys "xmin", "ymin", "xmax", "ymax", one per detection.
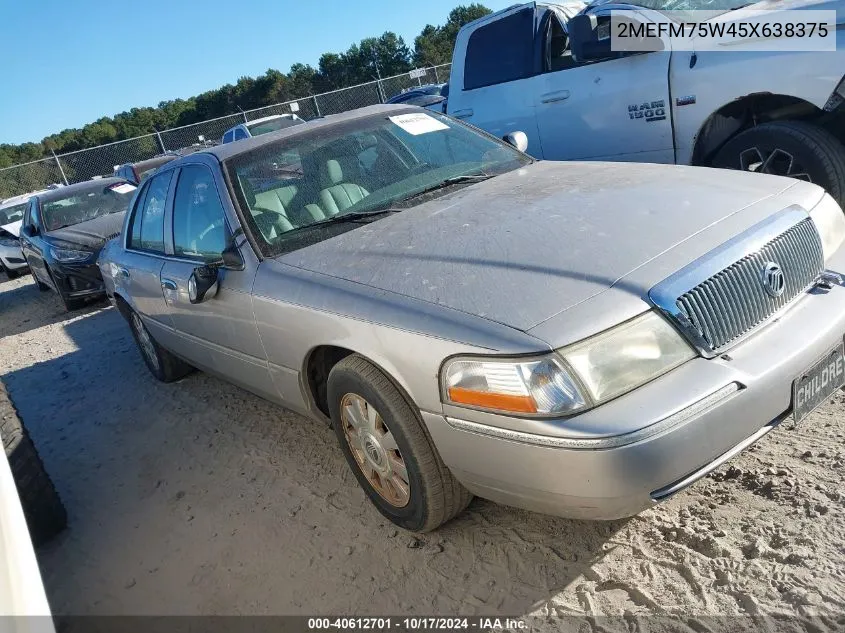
[
  {"xmin": 1, "ymin": 384, "xmax": 67, "ymax": 546},
  {"xmin": 327, "ymin": 354, "xmax": 472, "ymax": 532},
  {"xmin": 711, "ymin": 121, "xmax": 845, "ymax": 205},
  {"xmin": 128, "ymin": 309, "xmax": 193, "ymax": 383}
]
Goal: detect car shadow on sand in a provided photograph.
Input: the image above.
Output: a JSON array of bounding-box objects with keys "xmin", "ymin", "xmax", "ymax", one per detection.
[
  {"xmin": 4, "ymin": 307, "xmax": 627, "ymax": 616},
  {"xmin": 0, "ymin": 276, "xmax": 107, "ymax": 340}
]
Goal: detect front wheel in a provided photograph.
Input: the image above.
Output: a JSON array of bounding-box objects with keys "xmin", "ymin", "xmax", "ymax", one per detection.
[
  {"xmin": 710, "ymin": 121, "xmax": 845, "ymax": 206},
  {"xmin": 327, "ymin": 354, "xmax": 472, "ymax": 532},
  {"xmin": 128, "ymin": 309, "xmax": 193, "ymax": 382}
]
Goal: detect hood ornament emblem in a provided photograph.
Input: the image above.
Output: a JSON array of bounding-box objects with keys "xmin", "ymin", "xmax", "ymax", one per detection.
[{"xmin": 761, "ymin": 261, "xmax": 785, "ymax": 298}]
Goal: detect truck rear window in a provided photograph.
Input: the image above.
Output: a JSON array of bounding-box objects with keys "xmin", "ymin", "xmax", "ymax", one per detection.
[{"xmin": 464, "ymin": 8, "xmax": 535, "ymax": 90}]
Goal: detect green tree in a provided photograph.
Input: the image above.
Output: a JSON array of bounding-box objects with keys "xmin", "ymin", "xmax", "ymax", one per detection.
[{"xmin": 413, "ymin": 3, "xmax": 491, "ymax": 66}]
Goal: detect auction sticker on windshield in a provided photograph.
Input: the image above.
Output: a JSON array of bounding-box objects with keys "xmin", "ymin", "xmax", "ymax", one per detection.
[
  {"xmin": 792, "ymin": 343, "xmax": 845, "ymax": 424},
  {"xmin": 389, "ymin": 113, "xmax": 449, "ymax": 135},
  {"xmin": 108, "ymin": 183, "xmax": 137, "ymax": 194}
]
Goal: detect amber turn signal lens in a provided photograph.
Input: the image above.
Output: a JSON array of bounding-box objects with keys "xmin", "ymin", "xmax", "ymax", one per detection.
[{"xmin": 447, "ymin": 387, "xmax": 538, "ymax": 413}]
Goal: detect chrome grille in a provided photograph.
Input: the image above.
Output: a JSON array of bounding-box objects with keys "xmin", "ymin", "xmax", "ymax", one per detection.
[{"xmin": 676, "ymin": 217, "xmax": 823, "ymax": 352}]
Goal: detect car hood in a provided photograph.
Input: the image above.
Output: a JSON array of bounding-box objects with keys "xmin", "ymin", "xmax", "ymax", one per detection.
[
  {"xmin": 278, "ymin": 161, "xmax": 822, "ymax": 333},
  {"xmin": 45, "ymin": 212, "xmax": 125, "ymax": 249},
  {"xmin": 0, "ymin": 220, "xmax": 22, "ymax": 239}
]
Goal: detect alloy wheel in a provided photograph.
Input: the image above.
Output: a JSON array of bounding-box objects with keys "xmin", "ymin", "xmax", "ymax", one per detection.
[
  {"xmin": 339, "ymin": 393, "xmax": 410, "ymax": 508},
  {"xmin": 738, "ymin": 146, "xmax": 812, "ymax": 181}
]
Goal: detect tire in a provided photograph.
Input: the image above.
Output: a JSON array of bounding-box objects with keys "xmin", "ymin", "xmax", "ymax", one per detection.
[
  {"xmin": 33, "ymin": 272, "xmax": 50, "ymax": 292},
  {"xmin": 1, "ymin": 384, "xmax": 67, "ymax": 546},
  {"xmin": 127, "ymin": 308, "xmax": 193, "ymax": 382},
  {"xmin": 327, "ymin": 354, "xmax": 472, "ymax": 532},
  {"xmin": 710, "ymin": 121, "xmax": 845, "ymax": 206}
]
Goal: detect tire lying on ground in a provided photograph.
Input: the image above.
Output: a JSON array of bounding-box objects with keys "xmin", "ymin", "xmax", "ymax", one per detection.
[
  {"xmin": 710, "ymin": 121, "xmax": 845, "ymax": 207},
  {"xmin": 0, "ymin": 382, "xmax": 67, "ymax": 546}
]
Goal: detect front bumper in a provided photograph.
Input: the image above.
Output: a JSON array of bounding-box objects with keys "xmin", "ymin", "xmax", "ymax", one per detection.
[
  {"xmin": 0, "ymin": 243, "xmax": 28, "ymax": 272},
  {"xmin": 50, "ymin": 261, "xmax": 106, "ymax": 298},
  {"xmin": 424, "ymin": 255, "xmax": 845, "ymax": 520}
]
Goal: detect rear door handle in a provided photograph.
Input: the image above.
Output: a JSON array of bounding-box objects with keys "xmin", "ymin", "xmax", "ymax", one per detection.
[
  {"xmin": 541, "ymin": 90, "xmax": 570, "ymax": 104},
  {"xmin": 161, "ymin": 279, "xmax": 177, "ymax": 291},
  {"xmin": 451, "ymin": 108, "xmax": 474, "ymax": 119}
]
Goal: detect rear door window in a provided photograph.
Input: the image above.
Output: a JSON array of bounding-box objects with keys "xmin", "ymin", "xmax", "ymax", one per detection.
[
  {"xmin": 128, "ymin": 172, "xmax": 172, "ymax": 253},
  {"xmin": 464, "ymin": 9, "xmax": 536, "ymax": 90}
]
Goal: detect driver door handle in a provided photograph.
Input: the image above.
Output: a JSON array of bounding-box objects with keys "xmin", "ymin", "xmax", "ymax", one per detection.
[
  {"xmin": 451, "ymin": 108, "xmax": 474, "ymax": 119},
  {"xmin": 541, "ymin": 90, "xmax": 570, "ymax": 104},
  {"xmin": 118, "ymin": 267, "xmax": 130, "ymax": 280},
  {"xmin": 161, "ymin": 279, "xmax": 177, "ymax": 291}
]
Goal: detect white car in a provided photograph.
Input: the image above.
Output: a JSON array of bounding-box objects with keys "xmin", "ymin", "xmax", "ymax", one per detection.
[
  {"xmin": 1, "ymin": 387, "xmax": 61, "ymax": 624},
  {"xmin": 221, "ymin": 114, "xmax": 305, "ymax": 144},
  {"xmin": 0, "ymin": 195, "xmax": 34, "ymax": 279},
  {"xmin": 446, "ymin": 0, "xmax": 845, "ymax": 203}
]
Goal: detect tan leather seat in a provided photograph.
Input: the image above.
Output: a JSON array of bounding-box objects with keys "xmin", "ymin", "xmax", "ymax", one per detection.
[
  {"xmin": 317, "ymin": 160, "xmax": 368, "ymax": 217},
  {"xmin": 255, "ymin": 185, "xmax": 298, "ymax": 218},
  {"xmin": 239, "ymin": 176, "xmax": 295, "ymax": 240}
]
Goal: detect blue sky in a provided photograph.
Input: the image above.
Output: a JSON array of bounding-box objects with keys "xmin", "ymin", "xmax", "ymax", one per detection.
[{"xmin": 0, "ymin": 0, "xmax": 512, "ymax": 145}]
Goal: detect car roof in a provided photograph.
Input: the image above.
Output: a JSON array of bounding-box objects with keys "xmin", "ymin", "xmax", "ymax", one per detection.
[
  {"xmin": 33, "ymin": 177, "xmax": 130, "ymax": 203},
  {"xmin": 245, "ymin": 114, "xmax": 298, "ymax": 125},
  {"xmin": 204, "ymin": 104, "xmax": 419, "ymax": 163}
]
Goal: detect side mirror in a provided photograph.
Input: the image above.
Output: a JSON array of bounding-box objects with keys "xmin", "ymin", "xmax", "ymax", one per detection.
[
  {"xmin": 21, "ymin": 224, "xmax": 37, "ymax": 237},
  {"xmin": 188, "ymin": 265, "xmax": 219, "ymax": 304},
  {"xmin": 503, "ymin": 131, "xmax": 529, "ymax": 153}
]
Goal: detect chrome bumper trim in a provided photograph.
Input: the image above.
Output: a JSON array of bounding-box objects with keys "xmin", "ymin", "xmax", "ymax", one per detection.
[
  {"xmin": 650, "ymin": 410, "xmax": 788, "ymax": 500},
  {"xmin": 445, "ymin": 382, "xmax": 742, "ymax": 450}
]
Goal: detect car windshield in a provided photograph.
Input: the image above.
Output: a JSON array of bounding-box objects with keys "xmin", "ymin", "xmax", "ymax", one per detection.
[
  {"xmin": 247, "ymin": 117, "xmax": 301, "ymax": 136},
  {"xmin": 0, "ymin": 202, "xmax": 28, "ymax": 225},
  {"xmin": 602, "ymin": 0, "xmax": 756, "ymax": 14},
  {"xmin": 41, "ymin": 183, "xmax": 136, "ymax": 231},
  {"xmin": 227, "ymin": 110, "xmax": 532, "ymax": 255}
]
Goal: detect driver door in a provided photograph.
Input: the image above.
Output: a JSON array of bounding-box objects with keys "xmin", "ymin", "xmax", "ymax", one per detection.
[
  {"xmin": 532, "ymin": 8, "xmax": 673, "ymax": 162},
  {"xmin": 19, "ymin": 200, "xmax": 49, "ymax": 286},
  {"xmin": 159, "ymin": 163, "xmax": 278, "ymax": 402}
]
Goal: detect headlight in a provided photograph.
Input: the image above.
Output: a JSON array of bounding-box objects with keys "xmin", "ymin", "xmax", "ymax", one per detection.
[
  {"xmin": 442, "ymin": 355, "xmax": 587, "ymax": 416},
  {"xmin": 50, "ymin": 247, "xmax": 93, "ymax": 263},
  {"xmin": 559, "ymin": 311, "xmax": 695, "ymax": 404},
  {"xmin": 0, "ymin": 237, "xmax": 18, "ymax": 248},
  {"xmin": 809, "ymin": 192, "xmax": 845, "ymax": 260}
]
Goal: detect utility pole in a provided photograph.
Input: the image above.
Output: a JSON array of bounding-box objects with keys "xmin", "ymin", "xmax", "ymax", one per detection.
[
  {"xmin": 373, "ymin": 54, "xmax": 386, "ymax": 103},
  {"xmin": 50, "ymin": 149, "xmax": 69, "ymax": 186},
  {"xmin": 236, "ymin": 105, "xmax": 248, "ymax": 123}
]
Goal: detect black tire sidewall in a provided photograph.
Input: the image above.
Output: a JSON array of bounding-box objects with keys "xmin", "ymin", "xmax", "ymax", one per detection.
[
  {"xmin": 327, "ymin": 367, "xmax": 429, "ymax": 531},
  {"xmin": 129, "ymin": 310, "xmax": 167, "ymax": 381},
  {"xmin": 711, "ymin": 123, "xmax": 845, "ymax": 203}
]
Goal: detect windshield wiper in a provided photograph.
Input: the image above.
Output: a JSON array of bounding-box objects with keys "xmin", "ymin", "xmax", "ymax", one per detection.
[
  {"xmin": 396, "ymin": 173, "xmax": 493, "ymax": 205},
  {"xmin": 286, "ymin": 208, "xmax": 402, "ymax": 233}
]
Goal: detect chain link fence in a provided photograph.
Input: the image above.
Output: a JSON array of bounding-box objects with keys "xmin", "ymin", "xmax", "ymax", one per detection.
[{"xmin": 0, "ymin": 63, "xmax": 452, "ymax": 200}]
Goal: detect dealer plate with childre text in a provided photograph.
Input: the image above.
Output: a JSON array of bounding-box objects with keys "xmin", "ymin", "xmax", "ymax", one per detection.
[{"xmin": 792, "ymin": 343, "xmax": 845, "ymax": 424}]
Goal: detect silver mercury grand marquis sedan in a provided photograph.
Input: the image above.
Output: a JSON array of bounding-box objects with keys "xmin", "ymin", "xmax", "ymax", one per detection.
[{"xmin": 99, "ymin": 104, "xmax": 845, "ymax": 531}]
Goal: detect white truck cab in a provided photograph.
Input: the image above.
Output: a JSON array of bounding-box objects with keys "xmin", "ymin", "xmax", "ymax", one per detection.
[{"xmin": 447, "ymin": 0, "xmax": 845, "ymax": 202}]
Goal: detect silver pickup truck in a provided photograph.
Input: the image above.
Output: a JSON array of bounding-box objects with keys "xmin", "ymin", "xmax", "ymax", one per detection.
[{"xmin": 99, "ymin": 104, "xmax": 845, "ymax": 531}]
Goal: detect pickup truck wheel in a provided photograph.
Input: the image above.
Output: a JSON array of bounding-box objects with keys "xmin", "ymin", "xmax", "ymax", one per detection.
[
  {"xmin": 327, "ymin": 354, "xmax": 472, "ymax": 532},
  {"xmin": 128, "ymin": 310, "xmax": 193, "ymax": 383},
  {"xmin": 1, "ymin": 384, "xmax": 67, "ymax": 546},
  {"xmin": 711, "ymin": 121, "xmax": 845, "ymax": 205}
]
